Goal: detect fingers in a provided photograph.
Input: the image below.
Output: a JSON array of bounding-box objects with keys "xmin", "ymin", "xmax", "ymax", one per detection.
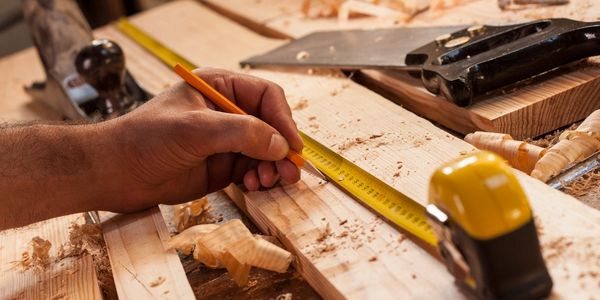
[
  {"xmin": 188, "ymin": 111, "xmax": 289, "ymax": 161},
  {"xmin": 192, "ymin": 68, "xmax": 303, "ymax": 153},
  {"xmin": 244, "ymin": 169, "xmax": 260, "ymax": 191},
  {"xmin": 276, "ymin": 160, "xmax": 301, "ymax": 184},
  {"xmin": 242, "ymin": 160, "xmax": 301, "ymax": 191}
]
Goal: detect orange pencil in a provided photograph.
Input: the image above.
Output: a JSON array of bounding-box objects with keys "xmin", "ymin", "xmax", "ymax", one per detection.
[{"xmin": 173, "ymin": 63, "xmax": 324, "ymax": 179}]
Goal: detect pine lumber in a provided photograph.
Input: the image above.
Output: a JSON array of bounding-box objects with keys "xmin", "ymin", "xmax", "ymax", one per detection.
[
  {"xmin": 100, "ymin": 208, "xmax": 195, "ymax": 299},
  {"xmin": 202, "ymin": 0, "xmax": 600, "ymax": 139},
  {"xmin": 110, "ymin": 1, "xmax": 600, "ymax": 298},
  {"xmin": 0, "ymin": 214, "xmax": 102, "ymax": 300}
]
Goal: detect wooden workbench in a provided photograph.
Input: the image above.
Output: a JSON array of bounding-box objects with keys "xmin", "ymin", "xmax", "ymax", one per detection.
[{"xmin": 1, "ymin": 1, "xmax": 600, "ymax": 299}]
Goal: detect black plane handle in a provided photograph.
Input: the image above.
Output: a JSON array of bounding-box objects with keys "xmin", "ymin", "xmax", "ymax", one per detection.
[{"xmin": 405, "ymin": 19, "xmax": 600, "ymax": 107}]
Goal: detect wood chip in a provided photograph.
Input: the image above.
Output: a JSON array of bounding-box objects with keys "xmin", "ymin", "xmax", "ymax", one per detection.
[
  {"xmin": 296, "ymin": 51, "xmax": 310, "ymax": 61},
  {"xmin": 168, "ymin": 220, "xmax": 292, "ymax": 286},
  {"xmin": 149, "ymin": 276, "xmax": 166, "ymax": 287},
  {"xmin": 174, "ymin": 197, "xmax": 217, "ymax": 232}
]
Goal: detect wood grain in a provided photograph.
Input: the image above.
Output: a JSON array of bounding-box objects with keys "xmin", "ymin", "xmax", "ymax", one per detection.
[
  {"xmin": 100, "ymin": 208, "xmax": 195, "ymax": 299},
  {"xmin": 117, "ymin": 1, "xmax": 600, "ymax": 298},
  {"xmin": 0, "ymin": 214, "xmax": 102, "ymax": 300},
  {"xmin": 202, "ymin": 0, "xmax": 600, "ymax": 139},
  {"xmin": 0, "ymin": 49, "xmax": 61, "ymax": 122}
]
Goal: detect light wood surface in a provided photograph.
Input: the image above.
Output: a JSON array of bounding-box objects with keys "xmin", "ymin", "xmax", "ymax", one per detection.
[
  {"xmin": 0, "ymin": 214, "xmax": 102, "ymax": 300},
  {"xmin": 115, "ymin": 1, "xmax": 600, "ymax": 298},
  {"xmin": 202, "ymin": 0, "xmax": 600, "ymax": 139},
  {"xmin": 100, "ymin": 208, "xmax": 195, "ymax": 299},
  {"xmin": 0, "ymin": 49, "xmax": 61, "ymax": 122}
]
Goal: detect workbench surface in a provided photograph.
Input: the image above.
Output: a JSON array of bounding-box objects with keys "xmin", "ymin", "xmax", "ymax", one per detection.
[{"xmin": 1, "ymin": 0, "xmax": 599, "ymax": 299}]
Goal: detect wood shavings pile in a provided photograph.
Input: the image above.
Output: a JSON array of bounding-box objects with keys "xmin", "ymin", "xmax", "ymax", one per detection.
[
  {"xmin": 174, "ymin": 197, "xmax": 219, "ymax": 232},
  {"xmin": 464, "ymin": 109, "xmax": 600, "ymax": 183},
  {"xmin": 168, "ymin": 219, "xmax": 293, "ymax": 286},
  {"xmin": 562, "ymin": 169, "xmax": 600, "ymax": 210},
  {"xmin": 530, "ymin": 110, "xmax": 600, "ymax": 182},
  {"xmin": 15, "ymin": 223, "xmax": 117, "ymax": 299},
  {"xmin": 58, "ymin": 223, "xmax": 117, "ymax": 299},
  {"xmin": 20, "ymin": 236, "xmax": 52, "ymax": 270}
]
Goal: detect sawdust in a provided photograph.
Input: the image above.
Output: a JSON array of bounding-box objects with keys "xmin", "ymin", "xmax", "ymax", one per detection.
[
  {"xmin": 296, "ymin": 51, "xmax": 310, "ymax": 61},
  {"xmin": 562, "ymin": 169, "xmax": 600, "ymax": 210},
  {"xmin": 149, "ymin": 276, "xmax": 166, "ymax": 287},
  {"xmin": 526, "ymin": 123, "xmax": 578, "ymax": 148},
  {"xmin": 337, "ymin": 133, "xmax": 386, "ymax": 152},
  {"xmin": 316, "ymin": 223, "xmax": 332, "ymax": 242},
  {"xmin": 292, "ymin": 98, "xmax": 309, "ymax": 111},
  {"xmin": 19, "ymin": 236, "xmax": 52, "ymax": 270},
  {"xmin": 15, "ymin": 223, "xmax": 116, "ymax": 299},
  {"xmin": 58, "ymin": 223, "xmax": 116, "ymax": 299}
]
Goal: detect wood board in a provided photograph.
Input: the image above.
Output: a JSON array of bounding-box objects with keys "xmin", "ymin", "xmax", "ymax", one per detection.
[
  {"xmin": 100, "ymin": 208, "xmax": 195, "ymax": 299},
  {"xmin": 202, "ymin": 0, "xmax": 600, "ymax": 139},
  {"xmin": 113, "ymin": 1, "xmax": 600, "ymax": 298},
  {"xmin": 0, "ymin": 214, "xmax": 102, "ymax": 300}
]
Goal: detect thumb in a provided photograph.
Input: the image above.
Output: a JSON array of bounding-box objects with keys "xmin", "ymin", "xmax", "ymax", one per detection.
[{"xmin": 194, "ymin": 111, "xmax": 290, "ymax": 161}]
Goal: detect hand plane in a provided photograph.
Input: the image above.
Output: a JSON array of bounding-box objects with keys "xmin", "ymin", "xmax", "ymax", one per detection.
[
  {"xmin": 242, "ymin": 19, "xmax": 600, "ymax": 107},
  {"xmin": 22, "ymin": 0, "xmax": 150, "ymax": 121}
]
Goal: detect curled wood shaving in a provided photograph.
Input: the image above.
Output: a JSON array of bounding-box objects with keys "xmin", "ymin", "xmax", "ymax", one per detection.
[
  {"xmin": 464, "ymin": 131, "xmax": 545, "ymax": 173},
  {"xmin": 532, "ymin": 110, "xmax": 600, "ymax": 182},
  {"xmin": 167, "ymin": 220, "xmax": 293, "ymax": 286},
  {"xmin": 174, "ymin": 197, "xmax": 217, "ymax": 232}
]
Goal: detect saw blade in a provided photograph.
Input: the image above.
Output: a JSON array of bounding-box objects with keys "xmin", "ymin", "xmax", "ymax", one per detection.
[{"xmin": 241, "ymin": 26, "xmax": 466, "ymax": 71}]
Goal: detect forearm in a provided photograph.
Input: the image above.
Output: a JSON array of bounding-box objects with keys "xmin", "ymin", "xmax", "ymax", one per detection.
[{"xmin": 0, "ymin": 122, "xmax": 110, "ymax": 229}]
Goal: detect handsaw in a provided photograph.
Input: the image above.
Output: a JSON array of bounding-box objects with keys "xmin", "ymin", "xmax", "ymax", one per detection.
[{"xmin": 242, "ymin": 19, "xmax": 600, "ymax": 107}]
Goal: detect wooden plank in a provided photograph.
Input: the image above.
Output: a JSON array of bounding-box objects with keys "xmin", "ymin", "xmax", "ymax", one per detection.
[
  {"xmin": 201, "ymin": 0, "xmax": 600, "ymax": 139},
  {"xmin": 100, "ymin": 208, "xmax": 195, "ymax": 299},
  {"xmin": 0, "ymin": 214, "xmax": 102, "ymax": 300},
  {"xmin": 115, "ymin": 1, "xmax": 600, "ymax": 298}
]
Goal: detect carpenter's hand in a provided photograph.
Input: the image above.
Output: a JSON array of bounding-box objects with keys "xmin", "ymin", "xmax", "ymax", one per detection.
[{"xmin": 101, "ymin": 68, "xmax": 302, "ymax": 212}]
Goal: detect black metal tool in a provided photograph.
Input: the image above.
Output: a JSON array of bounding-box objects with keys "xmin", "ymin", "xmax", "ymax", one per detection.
[
  {"xmin": 242, "ymin": 18, "xmax": 600, "ymax": 106},
  {"xmin": 23, "ymin": 0, "xmax": 150, "ymax": 120}
]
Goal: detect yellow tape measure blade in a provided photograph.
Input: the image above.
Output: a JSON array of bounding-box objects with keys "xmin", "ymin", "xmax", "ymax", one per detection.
[{"xmin": 300, "ymin": 132, "xmax": 437, "ymax": 247}]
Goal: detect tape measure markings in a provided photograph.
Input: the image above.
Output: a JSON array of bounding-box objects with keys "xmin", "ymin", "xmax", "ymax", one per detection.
[
  {"xmin": 116, "ymin": 18, "xmax": 437, "ymax": 247},
  {"xmin": 301, "ymin": 132, "xmax": 437, "ymax": 246}
]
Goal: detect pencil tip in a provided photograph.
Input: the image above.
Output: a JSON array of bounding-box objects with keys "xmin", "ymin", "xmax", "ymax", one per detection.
[{"xmin": 303, "ymin": 161, "xmax": 327, "ymax": 180}]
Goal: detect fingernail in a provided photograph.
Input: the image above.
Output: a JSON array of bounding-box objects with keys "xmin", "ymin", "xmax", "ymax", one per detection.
[{"xmin": 268, "ymin": 133, "xmax": 289, "ymax": 159}]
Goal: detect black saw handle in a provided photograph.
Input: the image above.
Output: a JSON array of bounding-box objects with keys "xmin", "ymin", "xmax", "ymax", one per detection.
[{"xmin": 405, "ymin": 19, "xmax": 600, "ymax": 107}]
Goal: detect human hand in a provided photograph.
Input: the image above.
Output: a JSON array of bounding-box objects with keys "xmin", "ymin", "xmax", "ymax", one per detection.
[{"xmin": 99, "ymin": 68, "xmax": 303, "ymax": 212}]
